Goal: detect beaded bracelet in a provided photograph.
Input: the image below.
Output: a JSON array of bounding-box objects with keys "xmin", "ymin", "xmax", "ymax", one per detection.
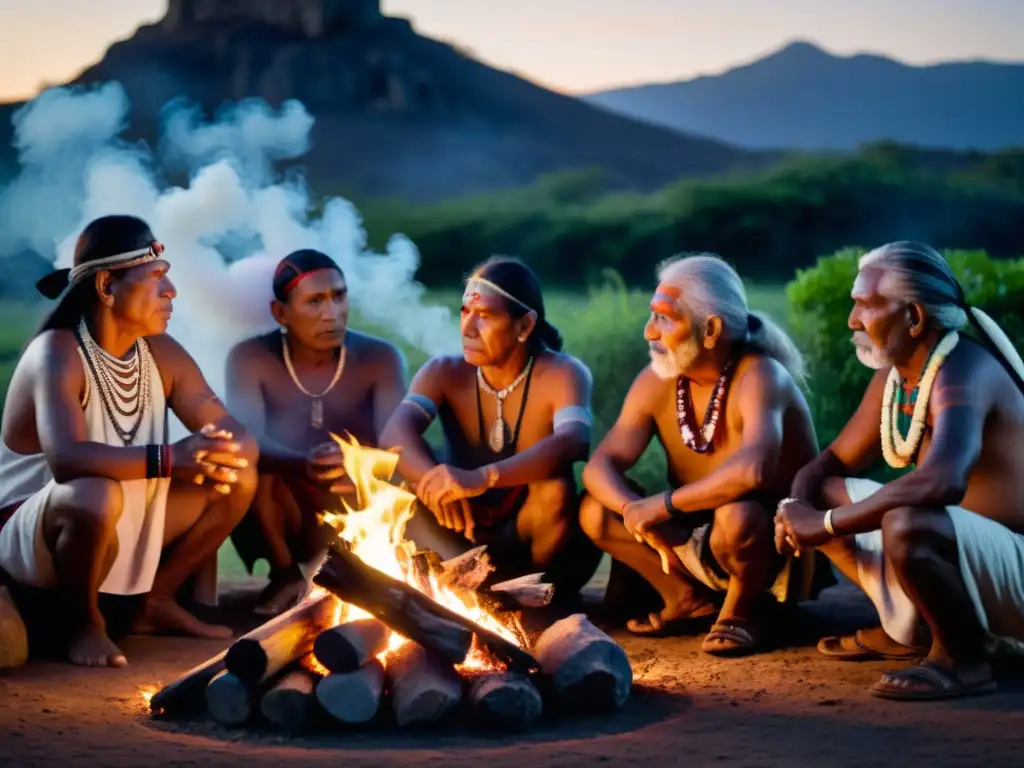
[{"xmin": 146, "ymin": 444, "xmax": 173, "ymax": 479}]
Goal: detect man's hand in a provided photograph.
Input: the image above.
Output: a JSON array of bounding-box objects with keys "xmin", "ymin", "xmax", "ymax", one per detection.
[
  {"xmin": 425, "ymin": 497, "xmax": 477, "ymax": 543},
  {"xmin": 623, "ymin": 496, "xmax": 680, "ymax": 575},
  {"xmin": 417, "ymin": 464, "xmax": 494, "ymax": 509},
  {"xmin": 170, "ymin": 423, "xmax": 248, "ymax": 494},
  {"xmin": 306, "ymin": 441, "xmax": 355, "ymax": 495},
  {"xmin": 774, "ymin": 497, "xmax": 831, "ymax": 553}
]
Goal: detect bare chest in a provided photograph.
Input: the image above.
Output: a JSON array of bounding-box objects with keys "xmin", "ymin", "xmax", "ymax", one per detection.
[{"xmin": 443, "ymin": 374, "xmax": 553, "ymax": 452}]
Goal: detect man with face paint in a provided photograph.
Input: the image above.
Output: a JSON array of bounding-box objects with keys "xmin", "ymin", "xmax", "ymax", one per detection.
[
  {"xmin": 0, "ymin": 215, "xmax": 259, "ymax": 668},
  {"xmin": 777, "ymin": 241, "xmax": 1024, "ymax": 701},
  {"xmin": 225, "ymin": 249, "xmax": 407, "ymax": 614},
  {"xmin": 379, "ymin": 257, "xmax": 601, "ymax": 598},
  {"xmin": 580, "ymin": 254, "xmax": 818, "ymax": 656}
]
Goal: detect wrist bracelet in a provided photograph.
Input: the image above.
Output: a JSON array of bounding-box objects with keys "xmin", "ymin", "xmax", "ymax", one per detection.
[
  {"xmin": 663, "ymin": 490, "xmax": 683, "ymax": 518},
  {"xmin": 147, "ymin": 444, "xmax": 173, "ymax": 479},
  {"xmin": 823, "ymin": 508, "xmax": 836, "ymax": 536}
]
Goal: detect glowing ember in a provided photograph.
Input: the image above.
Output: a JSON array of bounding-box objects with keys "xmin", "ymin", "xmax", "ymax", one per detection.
[
  {"xmin": 138, "ymin": 685, "xmax": 158, "ymax": 709},
  {"xmin": 320, "ymin": 435, "xmax": 523, "ymax": 671}
]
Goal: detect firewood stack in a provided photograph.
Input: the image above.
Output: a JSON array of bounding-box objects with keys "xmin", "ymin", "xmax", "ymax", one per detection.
[{"xmin": 146, "ymin": 544, "xmax": 632, "ymax": 735}]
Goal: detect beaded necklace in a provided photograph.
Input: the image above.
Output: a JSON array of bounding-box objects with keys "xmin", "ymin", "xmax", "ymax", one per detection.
[
  {"xmin": 75, "ymin": 319, "xmax": 151, "ymax": 446},
  {"xmin": 675, "ymin": 357, "xmax": 737, "ymax": 454},
  {"xmin": 880, "ymin": 331, "xmax": 959, "ymax": 468}
]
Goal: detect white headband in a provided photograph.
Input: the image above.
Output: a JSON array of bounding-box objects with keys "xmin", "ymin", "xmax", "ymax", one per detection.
[
  {"xmin": 463, "ymin": 276, "xmax": 533, "ymax": 312},
  {"xmin": 67, "ymin": 245, "xmax": 163, "ymax": 287}
]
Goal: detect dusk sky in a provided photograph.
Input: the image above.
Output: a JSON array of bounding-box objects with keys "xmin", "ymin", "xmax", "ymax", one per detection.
[{"xmin": 0, "ymin": 0, "xmax": 1022, "ymax": 101}]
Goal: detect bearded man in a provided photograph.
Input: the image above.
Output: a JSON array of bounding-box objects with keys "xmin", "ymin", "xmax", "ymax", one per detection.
[
  {"xmin": 776, "ymin": 241, "xmax": 1024, "ymax": 701},
  {"xmin": 379, "ymin": 257, "xmax": 601, "ymax": 598},
  {"xmin": 0, "ymin": 215, "xmax": 259, "ymax": 668},
  {"xmin": 580, "ymin": 254, "xmax": 819, "ymax": 656},
  {"xmin": 226, "ymin": 249, "xmax": 407, "ymax": 614}
]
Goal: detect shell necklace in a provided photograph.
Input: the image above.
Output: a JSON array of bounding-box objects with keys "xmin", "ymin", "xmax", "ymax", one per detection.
[
  {"xmin": 676, "ymin": 357, "xmax": 737, "ymax": 454},
  {"xmin": 281, "ymin": 332, "xmax": 346, "ymax": 429},
  {"xmin": 477, "ymin": 357, "xmax": 534, "ymax": 453},
  {"xmin": 880, "ymin": 330, "xmax": 959, "ymax": 468},
  {"xmin": 76, "ymin": 319, "xmax": 151, "ymax": 446}
]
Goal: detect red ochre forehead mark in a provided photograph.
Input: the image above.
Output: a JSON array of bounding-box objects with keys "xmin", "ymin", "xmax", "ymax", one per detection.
[{"xmin": 651, "ymin": 283, "xmax": 682, "ymax": 314}]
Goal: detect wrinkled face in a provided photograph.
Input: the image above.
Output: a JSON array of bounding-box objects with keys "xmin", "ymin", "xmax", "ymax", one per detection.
[
  {"xmin": 273, "ymin": 269, "xmax": 349, "ymax": 352},
  {"xmin": 460, "ymin": 286, "xmax": 532, "ymax": 367},
  {"xmin": 848, "ymin": 266, "xmax": 912, "ymax": 369},
  {"xmin": 644, "ymin": 283, "xmax": 702, "ymax": 380},
  {"xmin": 102, "ymin": 259, "xmax": 176, "ymax": 336}
]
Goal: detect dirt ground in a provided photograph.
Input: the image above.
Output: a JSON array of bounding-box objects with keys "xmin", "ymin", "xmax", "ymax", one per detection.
[{"xmin": 3, "ymin": 579, "xmax": 1024, "ymax": 768}]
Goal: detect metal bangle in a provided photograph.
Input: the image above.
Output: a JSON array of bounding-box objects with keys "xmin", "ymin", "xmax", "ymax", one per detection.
[{"xmin": 824, "ymin": 508, "xmax": 836, "ymax": 536}]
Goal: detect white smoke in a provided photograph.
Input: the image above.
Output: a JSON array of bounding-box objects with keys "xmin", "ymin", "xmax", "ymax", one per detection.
[{"xmin": 0, "ymin": 82, "xmax": 460, "ymax": 436}]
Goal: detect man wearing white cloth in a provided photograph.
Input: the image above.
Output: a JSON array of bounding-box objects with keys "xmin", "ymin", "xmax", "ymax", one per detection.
[
  {"xmin": 0, "ymin": 215, "xmax": 258, "ymax": 668},
  {"xmin": 775, "ymin": 241, "xmax": 1024, "ymax": 701}
]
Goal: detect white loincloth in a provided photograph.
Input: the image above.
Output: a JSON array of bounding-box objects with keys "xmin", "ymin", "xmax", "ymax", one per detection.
[
  {"xmin": 846, "ymin": 477, "xmax": 1024, "ymax": 652},
  {"xmin": 0, "ymin": 343, "xmax": 171, "ymax": 596}
]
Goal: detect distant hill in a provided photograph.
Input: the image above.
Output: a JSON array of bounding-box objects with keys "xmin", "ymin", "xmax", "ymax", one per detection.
[
  {"xmin": 584, "ymin": 40, "xmax": 1024, "ymax": 152},
  {"xmin": 0, "ymin": 0, "xmax": 768, "ymax": 200}
]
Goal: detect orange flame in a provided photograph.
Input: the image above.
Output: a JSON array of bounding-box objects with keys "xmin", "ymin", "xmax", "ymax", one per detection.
[
  {"xmin": 138, "ymin": 684, "xmax": 158, "ymax": 710},
  {"xmin": 321, "ymin": 435, "xmax": 522, "ymax": 671}
]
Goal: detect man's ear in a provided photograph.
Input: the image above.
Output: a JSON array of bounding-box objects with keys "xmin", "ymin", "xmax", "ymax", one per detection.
[
  {"xmin": 703, "ymin": 315, "xmax": 724, "ymax": 349},
  {"xmin": 907, "ymin": 302, "xmax": 929, "ymax": 338},
  {"xmin": 270, "ymin": 299, "xmax": 288, "ymax": 329},
  {"xmin": 515, "ymin": 310, "xmax": 538, "ymax": 343},
  {"xmin": 94, "ymin": 270, "xmax": 115, "ymax": 308}
]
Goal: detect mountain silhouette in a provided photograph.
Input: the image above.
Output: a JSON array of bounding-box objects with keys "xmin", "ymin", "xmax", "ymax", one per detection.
[
  {"xmin": 0, "ymin": 0, "xmax": 767, "ymax": 199},
  {"xmin": 585, "ymin": 40, "xmax": 1024, "ymax": 151}
]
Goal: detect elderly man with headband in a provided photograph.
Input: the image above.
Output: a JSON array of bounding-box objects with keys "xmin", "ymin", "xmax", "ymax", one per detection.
[
  {"xmin": 580, "ymin": 254, "xmax": 821, "ymax": 656},
  {"xmin": 0, "ymin": 214, "xmax": 259, "ymax": 668},
  {"xmin": 777, "ymin": 240, "xmax": 1024, "ymax": 701},
  {"xmin": 380, "ymin": 256, "xmax": 601, "ymax": 602},
  {"xmin": 225, "ymin": 249, "xmax": 407, "ymax": 615}
]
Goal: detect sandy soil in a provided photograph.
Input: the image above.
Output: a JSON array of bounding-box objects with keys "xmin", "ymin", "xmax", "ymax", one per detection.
[{"xmin": 3, "ymin": 581, "xmax": 1024, "ymax": 768}]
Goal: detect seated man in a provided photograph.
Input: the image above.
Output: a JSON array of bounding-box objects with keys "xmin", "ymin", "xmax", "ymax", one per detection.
[
  {"xmin": 226, "ymin": 249, "xmax": 407, "ymax": 614},
  {"xmin": 379, "ymin": 257, "xmax": 601, "ymax": 597},
  {"xmin": 776, "ymin": 240, "xmax": 1024, "ymax": 701},
  {"xmin": 580, "ymin": 254, "xmax": 819, "ymax": 656},
  {"xmin": 0, "ymin": 215, "xmax": 258, "ymax": 668}
]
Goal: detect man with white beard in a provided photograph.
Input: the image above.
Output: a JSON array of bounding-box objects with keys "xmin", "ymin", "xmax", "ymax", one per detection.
[
  {"xmin": 581, "ymin": 254, "xmax": 818, "ymax": 656},
  {"xmin": 776, "ymin": 241, "xmax": 1024, "ymax": 701}
]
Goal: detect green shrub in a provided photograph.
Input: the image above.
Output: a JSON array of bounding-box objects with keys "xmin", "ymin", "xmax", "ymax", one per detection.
[{"xmin": 787, "ymin": 247, "xmax": 1024, "ymax": 451}]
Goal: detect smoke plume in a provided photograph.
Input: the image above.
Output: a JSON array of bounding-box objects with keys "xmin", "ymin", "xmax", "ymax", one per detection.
[{"xmin": 0, "ymin": 82, "xmax": 460, "ymax": 434}]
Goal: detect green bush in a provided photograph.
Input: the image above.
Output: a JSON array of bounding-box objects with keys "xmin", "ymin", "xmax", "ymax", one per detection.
[{"xmin": 787, "ymin": 247, "xmax": 1024, "ymax": 450}]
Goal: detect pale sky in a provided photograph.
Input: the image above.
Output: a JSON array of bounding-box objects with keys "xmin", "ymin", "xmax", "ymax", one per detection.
[{"xmin": 0, "ymin": 0, "xmax": 1022, "ymax": 101}]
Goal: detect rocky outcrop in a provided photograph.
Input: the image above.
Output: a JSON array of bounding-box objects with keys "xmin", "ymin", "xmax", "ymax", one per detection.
[{"xmin": 164, "ymin": 0, "xmax": 381, "ymax": 38}]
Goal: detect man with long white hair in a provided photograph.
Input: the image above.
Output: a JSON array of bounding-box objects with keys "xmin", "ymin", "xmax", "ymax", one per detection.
[
  {"xmin": 776, "ymin": 240, "xmax": 1024, "ymax": 701},
  {"xmin": 581, "ymin": 254, "xmax": 819, "ymax": 656}
]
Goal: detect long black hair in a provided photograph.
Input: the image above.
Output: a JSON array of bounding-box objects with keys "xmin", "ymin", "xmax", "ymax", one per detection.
[
  {"xmin": 34, "ymin": 215, "xmax": 157, "ymax": 337},
  {"xmin": 469, "ymin": 256, "xmax": 563, "ymax": 352}
]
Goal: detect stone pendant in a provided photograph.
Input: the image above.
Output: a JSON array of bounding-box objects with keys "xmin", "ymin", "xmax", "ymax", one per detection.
[
  {"xmin": 489, "ymin": 417, "xmax": 507, "ymax": 453},
  {"xmin": 311, "ymin": 397, "xmax": 324, "ymax": 429}
]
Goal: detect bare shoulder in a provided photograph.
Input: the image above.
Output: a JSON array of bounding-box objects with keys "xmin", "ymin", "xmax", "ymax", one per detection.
[
  {"xmin": 734, "ymin": 353, "xmax": 793, "ymax": 399},
  {"xmin": 345, "ymin": 330, "xmax": 406, "ymax": 371},
  {"xmin": 409, "ymin": 353, "xmax": 467, "ymax": 392},
  {"xmin": 226, "ymin": 333, "xmax": 279, "ymax": 375},
  {"xmin": 14, "ymin": 329, "xmax": 84, "ymax": 389},
  {"xmin": 536, "ymin": 350, "xmax": 592, "ymax": 388},
  {"xmin": 938, "ymin": 337, "xmax": 1008, "ymax": 399},
  {"xmin": 145, "ymin": 332, "xmax": 195, "ymax": 369}
]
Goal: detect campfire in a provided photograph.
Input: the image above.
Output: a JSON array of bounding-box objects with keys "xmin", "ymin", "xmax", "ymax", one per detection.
[{"xmin": 145, "ymin": 436, "xmax": 632, "ymax": 735}]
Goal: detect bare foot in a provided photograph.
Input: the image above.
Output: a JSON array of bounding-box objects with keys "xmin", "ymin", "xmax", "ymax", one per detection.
[
  {"xmin": 68, "ymin": 624, "xmax": 128, "ymax": 668},
  {"xmin": 627, "ymin": 594, "xmax": 717, "ymax": 636},
  {"xmin": 133, "ymin": 596, "xmax": 234, "ymax": 639}
]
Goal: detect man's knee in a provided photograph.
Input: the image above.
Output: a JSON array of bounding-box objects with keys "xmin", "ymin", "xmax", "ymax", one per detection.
[
  {"xmin": 578, "ymin": 493, "xmax": 610, "ymax": 542},
  {"xmin": 47, "ymin": 478, "xmax": 123, "ymax": 540},
  {"xmin": 710, "ymin": 501, "xmax": 772, "ymax": 560},
  {"xmin": 881, "ymin": 506, "xmax": 955, "ymax": 569}
]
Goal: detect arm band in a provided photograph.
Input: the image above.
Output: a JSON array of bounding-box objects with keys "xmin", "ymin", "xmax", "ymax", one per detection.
[
  {"xmin": 553, "ymin": 405, "xmax": 592, "ymax": 431},
  {"xmin": 402, "ymin": 393, "xmax": 438, "ymax": 422},
  {"xmin": 146, "ymin": 444, "xmax": 172, "ymax": 479}
]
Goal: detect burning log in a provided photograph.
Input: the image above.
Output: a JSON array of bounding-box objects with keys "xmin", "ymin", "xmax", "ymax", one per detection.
[
  {"xmin": 439, "ymin": 545, "xmax": 493, "ymax": 591},
  {"xmin": 225, "ymin": 592, "xmax": 337, "ymax": 685},
  {"xmin": 314, "ymin": 545, "xmax": 539, "ymax": 672},
  {"xmin": 490, "ymin": 573, "xmax": 555, "ymax": 608},
  {"xmin": 387, "ymin": 643, "xmax": 462, "ymax": 727},
  {"xmin": 316, "ymin": 659, "xmax": 386, "ymax": 725},
  {"xmin": 149, "ymin": 649, "xmax": 227, "ymax": 716},
  {"xmin": 466, "ymin": 671, "xmax": 543, "ymax": 731},
  {"xmin": 260, "ymin": 666, "xmax": 319, "ymax": 736},
  {"xmin": 313, "ymin": 618, "xmax": 390, "ymax": 673},
  {"xmin": 205, "ymin": 669, "xmax": 253, "ymax": 726},
  {"xmin": 534, "ymin": 614, "xmax": 632, "ymax": 712}
]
